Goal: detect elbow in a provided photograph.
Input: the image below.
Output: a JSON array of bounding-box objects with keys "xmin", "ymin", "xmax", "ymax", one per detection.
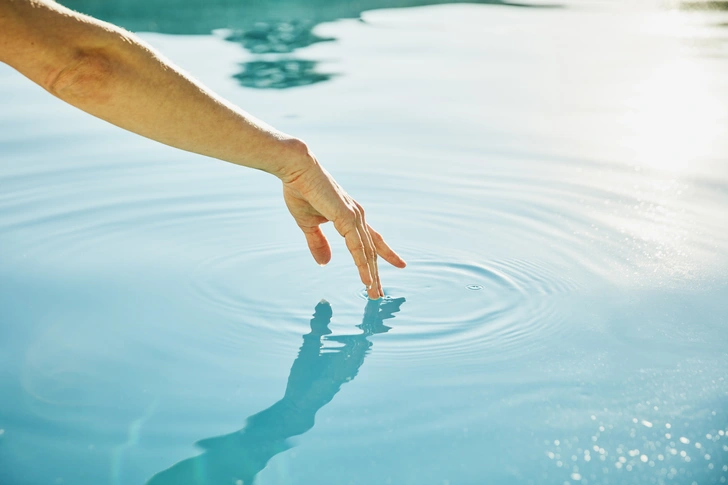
[{"xmin": 46, "ymin": 50, "xmax": 115, "ymax": 104}]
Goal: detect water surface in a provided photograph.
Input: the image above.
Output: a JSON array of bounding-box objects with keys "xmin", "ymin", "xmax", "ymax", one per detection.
[{"xmin": 1, "ymin": 2, "xmax": 728, "ymax": 485}]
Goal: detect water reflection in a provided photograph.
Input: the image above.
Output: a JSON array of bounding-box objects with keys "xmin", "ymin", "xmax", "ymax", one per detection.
[
  {"xmin": 223, "ymin": 19, "xmax": 337, "ymax": 88},
  {"xmin": 58, "ymin": 0, "xmax": 544, "ymax": 35},
  {"xmin": 681, "ymin": 1, "xmax": 728, "ymax": 10},
  {"xmin": 224, "ymin": 20, "xmax": 334, "ymax": 54},
  {"xmin": 233, "ymin": 59, "xmax": 335, "ymax": 89},
  {"xmin": 145, "ymin": 297, "xmax": 405, "ymax": 485},
  {"xmin": 57, "ymin": 0, "xmax": 556, "ymax": 89}
]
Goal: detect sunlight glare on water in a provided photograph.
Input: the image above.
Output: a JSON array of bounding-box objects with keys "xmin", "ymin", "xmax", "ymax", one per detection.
[{"xmin": 1, "ymin": 1, "xmax": 727, "ymax": 485}]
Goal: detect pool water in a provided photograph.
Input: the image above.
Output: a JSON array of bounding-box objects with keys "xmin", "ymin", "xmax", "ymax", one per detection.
[{"xmin": 1, "ymin": 1, "xmax": 728, "ymax": 484}]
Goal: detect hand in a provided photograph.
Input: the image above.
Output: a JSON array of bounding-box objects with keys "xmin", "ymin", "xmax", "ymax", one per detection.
[{"xmin": 280, "ymin": 146, "xmax": 406, "ymax": 299}]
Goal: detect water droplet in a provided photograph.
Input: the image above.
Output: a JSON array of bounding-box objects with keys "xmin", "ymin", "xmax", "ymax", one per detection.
[{"xmin": 466, "ymin": 284, "xmax": 483, "ymax": 291}]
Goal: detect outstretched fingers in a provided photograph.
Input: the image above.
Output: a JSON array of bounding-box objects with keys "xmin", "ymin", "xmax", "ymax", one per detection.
[
  {"xmin": 360, "ymin": 219, "xmax": 383, "ymax": 299},
  {"xmin": 340, "ymin": 223, "xmax": 374, "ymax": 292},
  {"xmin": 369, "ymin": 225, "xmax": 407, "ymax": 268},
  {"xmin": 336, "ymin": 208, "xmax": 382, "ymax": 299},
  {"xmin": 282, "ymin": 160, "xmax": 404, "ymax": 296}
]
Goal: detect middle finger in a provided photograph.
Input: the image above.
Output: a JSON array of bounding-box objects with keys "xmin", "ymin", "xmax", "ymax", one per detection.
[{"xmin": 358, "ymin": 219, "xmax": 382, "ymax": 299}]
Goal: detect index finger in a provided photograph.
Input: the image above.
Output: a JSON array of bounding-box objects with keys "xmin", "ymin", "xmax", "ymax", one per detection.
[
  {"xmin": 360, "ymin": 221, "xmax": 383, "ymax": 299},
  {"xmin": 338, "ymin": 223, "xmax": 375, "ymax": 294}
]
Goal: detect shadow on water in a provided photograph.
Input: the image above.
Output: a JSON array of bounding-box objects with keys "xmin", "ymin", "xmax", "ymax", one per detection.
[
  {"xmin": 58, "ymin": 0, "xmax": 559, "ymax": 89},
  {"xmin": 145, "ymin": 297, "xmax": 405, "ymax": 485}
]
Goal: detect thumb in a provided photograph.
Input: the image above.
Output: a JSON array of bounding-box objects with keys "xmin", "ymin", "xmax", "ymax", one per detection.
[{"xmin": 301, "ymin": 226, "xmax": 332, "ymax": 266}]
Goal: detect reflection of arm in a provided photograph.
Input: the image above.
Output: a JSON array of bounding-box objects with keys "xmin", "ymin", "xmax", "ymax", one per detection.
[
  {"xmin": 244, "ymin": 302, "xmax": 368, "ymax": 439},
  {"xmin": 0, "ymin": 0, "xmax": 306, "ymax": 178},
  {"xmin": 248, "ymin": 297, "xmax": 403, "ymax": 436},
  {"xmin": 145, "ymin": 299, "xmax": 404, "ymax": 485},
  {"xmin": 147, "ymin": 303, "xmax": 371, "ymax": 485}
]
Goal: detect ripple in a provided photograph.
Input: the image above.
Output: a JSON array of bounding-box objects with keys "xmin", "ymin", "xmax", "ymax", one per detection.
[
  {"xmin": 361, "ymin": 257, "xmax": 576, "ymax": 364},
  {"xmin": 191, "ymin": 243, "xmax": 578, "ymax": 365},
  {"xmin": 189, "ymin": 244, "xmax": 334, "ymax": 328}
]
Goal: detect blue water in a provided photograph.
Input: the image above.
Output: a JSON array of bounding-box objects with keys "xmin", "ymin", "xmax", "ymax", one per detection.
[{"xmin": 2, "ymin": 1, "xmax": 728, "ymax": 484}]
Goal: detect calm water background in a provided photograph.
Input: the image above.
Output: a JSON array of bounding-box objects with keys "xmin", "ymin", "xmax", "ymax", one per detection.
[{"xmin": 1, "ymin": 1, "xmax": 728, "ymax": 484}]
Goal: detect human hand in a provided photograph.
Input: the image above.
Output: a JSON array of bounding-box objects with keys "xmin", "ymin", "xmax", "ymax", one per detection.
[{"xmin": 279, "ymin": 145, "xmax": 406, "ymax": 299}]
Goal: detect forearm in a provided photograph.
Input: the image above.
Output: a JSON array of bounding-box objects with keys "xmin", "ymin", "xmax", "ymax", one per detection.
[
  {"xmin": 1, "ymin": 0, "xmax": 405, "ymax": 298},
  {"xmin": 0, "ymin": 0, "xmax": 308, "ymax": 179}
]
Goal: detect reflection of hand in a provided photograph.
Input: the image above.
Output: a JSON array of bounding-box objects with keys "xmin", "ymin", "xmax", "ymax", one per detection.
[
  {"xmin": 280, "ymin": 147, "xmax": 406, "ymax": 299},
  {"xmin": 144, "ymin": 297, "xmax": 406, "ymax": 485}
]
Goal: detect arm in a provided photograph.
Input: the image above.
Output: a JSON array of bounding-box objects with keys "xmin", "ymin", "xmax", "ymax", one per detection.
[{"xmin": 0, "ymin": 0, "xmax": 405, "ymax": 298}]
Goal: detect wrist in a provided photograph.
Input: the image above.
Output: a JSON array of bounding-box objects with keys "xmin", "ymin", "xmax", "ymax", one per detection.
[{"xmin": 273, "ymin": 138, "xmax": 318, "ymax": 184}]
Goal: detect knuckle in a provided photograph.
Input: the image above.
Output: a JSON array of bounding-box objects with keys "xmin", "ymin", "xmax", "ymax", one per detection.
[
  {"xmin": 354, "ymin": 202, "xmax": 365, "ymax": 216},
  {"xmin": 334, "ymin": 218, "xmax": 354, "ymax": 235},
  {"xmin": 344, "ymin": 205, "xmax": 357, "ymax": 218},
  {"xmin": 364, "ymin": 244, "xmax": 376, "ymax": 259},
  {"xmin": 340, "ymin": 209, "xmax": 359, "ymax": 228},
  {"xmin": 349, "ymin": 240, "xmax": 365, "ymax": 253}
]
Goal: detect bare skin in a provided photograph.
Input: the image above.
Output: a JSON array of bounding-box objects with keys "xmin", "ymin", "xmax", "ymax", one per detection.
[{"xmin": 0, "ymin": 0, "xmax": 405, "ymax": 298}]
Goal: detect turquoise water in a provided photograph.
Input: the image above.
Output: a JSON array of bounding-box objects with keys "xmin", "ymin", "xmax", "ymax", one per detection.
[{"xmin": 2, "ymin": 1, "xmax": 728, "ymax": 484}]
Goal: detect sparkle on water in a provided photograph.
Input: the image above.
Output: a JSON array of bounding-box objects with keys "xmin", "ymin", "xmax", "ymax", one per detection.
[{"xmin": 1, "ymin": 0, "xmax": 728, "ymax": 484}]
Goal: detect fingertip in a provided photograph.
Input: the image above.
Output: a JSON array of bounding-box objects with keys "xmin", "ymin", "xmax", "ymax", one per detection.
[
  {"xmin": 315, "ymin": 252, "xmax": 332, "ymax": 266},
  {"xmin": 303, "ymin": 227, "xmax": 332, "ymax": 266},
  {"xmin": 313, "ymin": 251, "xmax": 331, "ymax": 266},
  {"xmin": 382, "ymin": 253, "xmax": 407, "ymax": 269}
]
